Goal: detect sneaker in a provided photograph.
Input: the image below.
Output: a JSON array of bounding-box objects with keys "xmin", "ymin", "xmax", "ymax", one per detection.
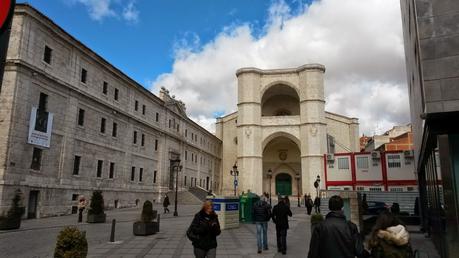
[{"xmin": 282, "ymin": 251, "xmax": 286, "ymax": 255}]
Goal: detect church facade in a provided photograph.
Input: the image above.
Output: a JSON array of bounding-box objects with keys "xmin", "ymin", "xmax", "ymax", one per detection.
[{"xmin": 216, "ymin": 64, "xmax": 359, "ymax": 197}]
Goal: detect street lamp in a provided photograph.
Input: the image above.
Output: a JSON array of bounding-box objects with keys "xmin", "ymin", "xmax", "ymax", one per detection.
[
  {"xmin": 172, "ymin": 159, "xmax": 182, "ymax": 217},
  {"xmin": 230, "ymin": 163, "xmax": 239, "ymax": 196},
  {"xmin": 267, "ymin": 169, "xmax": 273, "ymax": 206},
  {"xmin": 295, "ymin": 173, "xmax": 301, "ymax": 207},
  {"xmin": 314, "ymin": 175, "xmax": 321, "ymax": 198}
]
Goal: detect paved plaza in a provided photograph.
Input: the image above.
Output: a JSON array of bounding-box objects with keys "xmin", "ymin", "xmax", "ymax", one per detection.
[{"xmin": 0, "ymin": 204, "xmax": 439, "ymax": 258}]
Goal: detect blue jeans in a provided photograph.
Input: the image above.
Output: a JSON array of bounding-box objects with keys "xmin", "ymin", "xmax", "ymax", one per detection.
[{"xmin": 256, "ymin": 222, "xmax": 268, "ymax": 250}]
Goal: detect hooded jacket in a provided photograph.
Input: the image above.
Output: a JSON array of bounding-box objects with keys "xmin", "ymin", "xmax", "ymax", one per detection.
[{"xmin": 370, "ymin": 224, "xmax": 413, "ymax": 258}]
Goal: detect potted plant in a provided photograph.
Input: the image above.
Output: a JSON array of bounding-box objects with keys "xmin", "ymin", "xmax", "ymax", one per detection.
[
  {"xmin": 0, "ymin": 189, "xmax": 25, "ymax": 230},
  {"xmin": 87, "ymin": 191, "xmax": 106, "ymax": 223},
  {"xmin": 54, "ymin": 226, "xmax": 88, "ymax": 258},
  {"xmin": 310, "ymin": 213, "xmax": 324, "ymax": 230},
  {"xmin": 133, "ymin": 200, "xmax": 159, "ymax": 236}
]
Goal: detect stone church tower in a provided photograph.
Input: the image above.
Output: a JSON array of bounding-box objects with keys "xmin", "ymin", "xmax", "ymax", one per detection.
[{"xmin": 216, "ymin": 64, "xmax": 359, "ymax": 197}]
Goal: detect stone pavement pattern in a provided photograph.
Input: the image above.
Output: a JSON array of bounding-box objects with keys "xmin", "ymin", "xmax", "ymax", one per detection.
[{"xmin": 0, "ymin": 204, "xmax": 440, "ymax": 258}]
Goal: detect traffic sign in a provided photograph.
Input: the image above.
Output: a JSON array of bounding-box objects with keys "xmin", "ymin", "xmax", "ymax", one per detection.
[{"xmin": 234, "ymin": 180, "xmax": 238, "ymax": 186}]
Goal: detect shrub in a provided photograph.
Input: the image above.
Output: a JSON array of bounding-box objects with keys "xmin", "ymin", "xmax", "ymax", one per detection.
[
  {"xmin": 141, "ymin": 201, "xmax": 154, "ymax": 223},
  {"xmin": 0, "ymin": 189, "xmax": 25, "ymax": 228},
  {"xmin": 88, "ymin": 191, "xmax": 104, "ymax": 215},
  {"xmin": 54, "ymin": 226, "xmax": 88, "ymax": 258},
  {"xmin": 311, "ymin": 213, "xmax": 324, "ymax": 225}
]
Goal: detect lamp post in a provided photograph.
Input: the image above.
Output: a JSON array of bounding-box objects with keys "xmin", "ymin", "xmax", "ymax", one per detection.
[
  {"xmin": 295, "ymin": 173, "xmax": 301, "ymax": 207},
  {"xmin": 172, "ymin": 159, "xmax": 182, "ymax": 217},
  {"xmin": 267, "ymin": 169, "xmax": 273, "ymax": 206},
  {"xmin": 314, "ymin": 175, "xmax": 321, "ymax": 198},
  {"xmin": 230, "ymin": 164, "xmax": 239, "ymax": 196}
]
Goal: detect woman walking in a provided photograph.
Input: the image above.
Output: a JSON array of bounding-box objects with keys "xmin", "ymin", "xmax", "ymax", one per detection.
[
  {"xmin": 187, "ymin": 200, "xmax": 221, "ymax": 258},
  {"xmin": 368, "ymin": 212, "xmax": 413, "ymax": 258}
]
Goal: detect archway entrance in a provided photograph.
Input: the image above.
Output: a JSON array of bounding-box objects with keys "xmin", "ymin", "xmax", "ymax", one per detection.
[{"xmin": 276, "ymin": 173, "xmax": 292, "ymax": 196}]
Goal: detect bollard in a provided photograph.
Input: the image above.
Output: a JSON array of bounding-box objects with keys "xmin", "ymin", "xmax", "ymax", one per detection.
[{"xmin": 110, "ymin": 219, "xmax": 116, "ymax": 242}]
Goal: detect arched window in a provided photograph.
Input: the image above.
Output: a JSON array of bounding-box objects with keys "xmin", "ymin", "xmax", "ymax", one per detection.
[{"xmin": 261, "ymin": 84, "xmax": 300, "ymax": 116}]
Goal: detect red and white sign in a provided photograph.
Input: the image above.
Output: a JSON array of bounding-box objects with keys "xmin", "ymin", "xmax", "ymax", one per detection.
[{"xmin": 1, "ymin": 0, "xmax": 14, "ymax": 32}]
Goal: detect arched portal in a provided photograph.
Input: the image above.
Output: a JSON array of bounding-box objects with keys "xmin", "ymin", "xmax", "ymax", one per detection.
[
  {"xmin": 263, "ymin": 134, "xmax": 301, "ymax": 198},
  {"xmin": 261, "ymin": 84, "xmax": 300, "ymax": 116},
  {"xmin": 275, "ymin": 173, "xmax": 292, "ymax": 196}
]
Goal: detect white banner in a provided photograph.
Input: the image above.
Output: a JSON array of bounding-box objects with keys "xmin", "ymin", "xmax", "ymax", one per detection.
[{"xmin": 27, "ymin": 106, "xmax": 53, "ymax": 148}]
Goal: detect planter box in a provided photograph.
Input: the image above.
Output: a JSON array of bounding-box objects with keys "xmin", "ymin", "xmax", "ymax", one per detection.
[
  {"xmin": 133, "ymin": 221, "xmax": 158, "ymax": 236},
  {"xmin": 87, "ymin": 213, "xmax": 106, "ymax": 223},
  {"xmin": 0, "ymin": 217, "xmax": 21, "ymax": 230}
]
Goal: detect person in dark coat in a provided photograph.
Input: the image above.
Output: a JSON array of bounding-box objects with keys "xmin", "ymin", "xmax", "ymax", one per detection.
[
  {"xmin": 163, "ymin": 194, "xmax": 170, "ymax": 214},
  {"xmin": 313, "ymin": 196, "xmax": 321, "ymax": 214},
  {"xmin": 189, "ymin": 200, "xmax": 221, "ymax": 258},
  {"xmin": 252, "ymin": 196, "xmax": 271, "ymax": 253},
  {"xmin": 308, "ymin": 195, "xmax": 369, "ymax": 258},
  {"xmin": 305, "ymin": 194, "xmax": 313, "ymax": 215},
  {"xmin": 272, "ymin": 197, "xmax": 292, "ymax": 255}
]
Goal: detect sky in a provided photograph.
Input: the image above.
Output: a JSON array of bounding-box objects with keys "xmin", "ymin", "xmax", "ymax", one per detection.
[{"xmin": 18, "ymin": 0, "xmax": 410, "ymax": 136}]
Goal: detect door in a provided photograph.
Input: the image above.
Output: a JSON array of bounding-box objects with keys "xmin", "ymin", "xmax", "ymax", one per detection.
[
  {"xmin": 275, "ymin": 173, "xmax": 292, "ymax": 196},
  {"xmin": 28, "ymin": 190, "xmax": 39, "ymax": 219}
]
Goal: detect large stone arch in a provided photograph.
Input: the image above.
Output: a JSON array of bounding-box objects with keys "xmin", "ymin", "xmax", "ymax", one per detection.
[
  {"xmin": 261, "ymin": 82, "xmax": 300, "ymax": 117},
  {"xmin": 262, "ymin": 131, "xmax": 301, "ymax": 152},
  {"xmin": 260, "ymin": 80, "xmax": 300, "ymax": 99}
]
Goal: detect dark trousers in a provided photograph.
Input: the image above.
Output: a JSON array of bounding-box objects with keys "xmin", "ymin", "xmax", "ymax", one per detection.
[
  {"xmin": 306, "ymin": 206, "xmax": 312, "ymax": 215},
  {"xmin": 78, "ymin": 208, "xmax": 84, "ymax": 222},
  {"xmin": 314, "ymin": 205, "xmax": 320, "ymax": 214},
  {"xmin": 276, "ymin": 228, "xmax": 287, "ymax": 252},
  {"xmin": 193, "ymin": 247, "xmax": 216, "ymax": 258},
  {"xmin": 164, "ymin": 206, "xmax": 169, "ymax": 213}
]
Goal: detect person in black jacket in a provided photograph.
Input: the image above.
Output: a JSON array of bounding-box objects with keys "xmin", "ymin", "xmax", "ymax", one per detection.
[
  {"xmin": 189, "ymin": 200, "xmax": 221, "ymax": 258},
  {"xmin": 163, "ymin": 194, "xmax": 170, "ymax": 214},
  {"xmin": 313, "ymin": 196, "xmax": 321, "ymax": 214},
  {"xmin": 308, "ymin": 195, "xmax": 369, "ymax": 258},
  {"xmin": 272, "ymin": 196, "xmax": 292, "ymax": 255},
  {"xmin": 252, "ymin": 196, "xmax": 271, "ymax": 253}
]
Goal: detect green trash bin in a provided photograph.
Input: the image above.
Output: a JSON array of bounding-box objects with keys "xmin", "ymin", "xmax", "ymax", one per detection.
[{"xmin": 239, "ymin": 192, "xmax": 260, "ymax": 223}]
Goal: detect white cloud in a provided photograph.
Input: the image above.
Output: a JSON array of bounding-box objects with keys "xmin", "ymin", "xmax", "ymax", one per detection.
[
  {"xmin": 70, "ymin": 0, "xmax": 139, "ymax": 23},
  {"xmin": 152, "ymin": 0, "xmax": 409, "ymax": 135}
]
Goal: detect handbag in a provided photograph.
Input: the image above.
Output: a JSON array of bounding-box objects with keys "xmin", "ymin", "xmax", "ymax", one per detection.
[{"xmin": 186, "ymin": 225, "xmax": 199, "ymax": 242}]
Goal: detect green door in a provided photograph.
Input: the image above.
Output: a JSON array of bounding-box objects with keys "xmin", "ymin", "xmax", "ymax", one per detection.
[{"xmin": 275, "ymin": 173, "xmax": 292, "ymax": 196}]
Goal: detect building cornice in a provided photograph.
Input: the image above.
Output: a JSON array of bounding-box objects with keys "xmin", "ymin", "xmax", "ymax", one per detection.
[{"xmin": 236, "ymin": 64, "xmax": 326, "ymax": 76}]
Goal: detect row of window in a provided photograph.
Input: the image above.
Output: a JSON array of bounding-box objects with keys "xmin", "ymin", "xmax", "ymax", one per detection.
[
  {"xmin": 335, "ymin": 155, "xmax": 403, "ymax": 170},
  {"xmin": 184, "ymin": 151, "xmax": 214, "ymax": 167}
]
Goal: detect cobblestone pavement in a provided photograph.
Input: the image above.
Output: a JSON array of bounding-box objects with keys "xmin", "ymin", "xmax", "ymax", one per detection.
[{"xmin": 0, "ymin": 204, "xmax": 440, "ymax": 258}]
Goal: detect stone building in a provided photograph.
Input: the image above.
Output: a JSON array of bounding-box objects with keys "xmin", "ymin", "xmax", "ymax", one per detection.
[
  {"xmin": 215, "ymin": 65, "xmax": 359, "ymax": 197},
  {"xmin": 400, "ymin": 0, "xmax": 459, "ymax": 256},
  {"xmin": 0, "ymin": 4, "xmax": 221, "ymax": 218}
]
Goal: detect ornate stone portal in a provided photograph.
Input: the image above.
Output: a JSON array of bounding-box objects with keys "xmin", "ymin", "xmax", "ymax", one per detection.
[{"xmin": 215, "ymin": 64, "xmax": 359, "ymax": 197}]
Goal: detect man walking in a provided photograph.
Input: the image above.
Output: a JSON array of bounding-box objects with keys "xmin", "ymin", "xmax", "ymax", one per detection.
[
  {"xmin": 272, "ymin": 196, "xmax": 292, "ymax": 255},
  {"xmin": 253, "ymin": 196, "xmax": 271, "ymax": 253},
  {"xmin": 305, "ymin": 194, "xmax": 313, "ymax": 215},
  {"xmin": 313, "ymin": 196, "xmax": 321, "ymax": 214},
  {"xmin": 308, "ymin": 195, "xmax": 369, "ymax": 258},
  {"xmin": 163, "ymin": 194, "xmax": 170, "ymax": 214}
]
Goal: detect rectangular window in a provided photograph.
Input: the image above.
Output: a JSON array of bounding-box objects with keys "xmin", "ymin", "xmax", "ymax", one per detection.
[
  {"xmin": 133, "ymin": 131, "xmax": 137, "ymax": 144},
  {"xmin": 356, "ymin": 156, "xmax": 369, "ymax": 169},
  {"xmin": 112, "ymin": 122, "xmax": 117, "ymax": 137},
  {"xmin": 131, "ymin": 167, "xmax": 135, "ymax": 181},
  {"xmin": 141, "ymin": 133, "xmax": 145, "ymax": 147},
  {"xmin": 30, "ymin": 147, "xmax": 42, "ymax": 170},
  {"xmin": 73, "ymin": 155, "xmax": 81, "ymax": 175},
  {"xmin": 135, "ymin": 100, "xmax": 138, "ymax": 111},
  {"xmin": 100, "ymin": 118, "xmax": 106, "ymax": 133},
  {"xmin": 43, "ymin": 45, "xmax": 52, "ymax": 64},
  {"xmin": 142, "ymin": 105, "xmax": 146, "ymax": 115},
  {"xmin": 185, "ymin": 151, "xmax": 188, "ymax": 160},
  {"xmin": 80, "ymin": 68, "xmax": 87, "ymax": 83},
  {"xmin": 185, "ymin": 129, "xmax": 188, "ymax": 137},
  {"xmin": 38, "ymin": 92, "xmax": 48, "ymax": 112},
  {"xmin": 78, "ymin": 108, "xmax": 85, "ymax": 126},
  {"xmin": 338, "ymin": 157, "xmax": 349, "ymax": 170},
  {"xmin": 139, "ymin": 168, "xmax": 143, "ymax": 182},
  {"xmin": 153, "ymin": 170, "xmax": 157, "ymax": 183},
  {"xmin": 102, "ymin": 81, "xmax": 108, "ymax": 94},
  {"xmin": 155, "ymin": 112, "xmax": 159, "ymax": 122},
  {"xmin": 109, "ymin": 162, "xmax": 115, "ymax": 178},
  {"xmin": 72, "ymin": 194, "xmax": 79, "ymax": 201},
  {"xmin": 97, "ymin": 160, "xmax": 103, "ymax": 178},
  {"xmin": 169, "ymin": 119, "xmax": 171, "ymax": 128},
  {"xmin": 388, "ymin": 154, "xmax": 401, "ymax": 168},
  {"xmin": 114, "ymin": 88, "xmax": 119, "ymax": 100},
  {"xmin": 184, "ymin": 176, "xmax": 187, "ymax": 186},
  {"xmin": 177, "ymin": 124, "xmax": 180, "ymax": 132},
  {"xmin": 155, "ymin": 139, "xmax": 158, "ymax": 151}
]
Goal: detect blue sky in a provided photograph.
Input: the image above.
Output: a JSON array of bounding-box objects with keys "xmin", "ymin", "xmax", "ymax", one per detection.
[{"xmin": 19, "ymin": 0, "xmax": 308, "ymax": 86}]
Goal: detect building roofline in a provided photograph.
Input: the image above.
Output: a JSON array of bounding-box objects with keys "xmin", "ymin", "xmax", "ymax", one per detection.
[
  {"xmin": 236, "ymin": 64, "xmax": 325, "ymax": 76},
  {"xmin": 325, "ymin": 111, "xmax": 359, "ymax": 122}
]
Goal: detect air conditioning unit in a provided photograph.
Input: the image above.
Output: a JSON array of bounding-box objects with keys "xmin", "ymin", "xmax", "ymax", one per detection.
[
  {"xmin": 404, "ymin": 150, "xmax": 414, "ymax": 158},
  {"xmin": 326, "ymin": 153, "xmax": 335, "ymax": 161},
  {"xmin": 371, "ymin": 151, "xmax": 380, "ymax": 159}
]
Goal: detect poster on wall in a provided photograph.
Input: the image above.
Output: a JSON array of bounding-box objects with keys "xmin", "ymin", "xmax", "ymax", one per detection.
[{"xmin": 27, "ymin": 106, "xmax": 53, "ymax": 148}]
